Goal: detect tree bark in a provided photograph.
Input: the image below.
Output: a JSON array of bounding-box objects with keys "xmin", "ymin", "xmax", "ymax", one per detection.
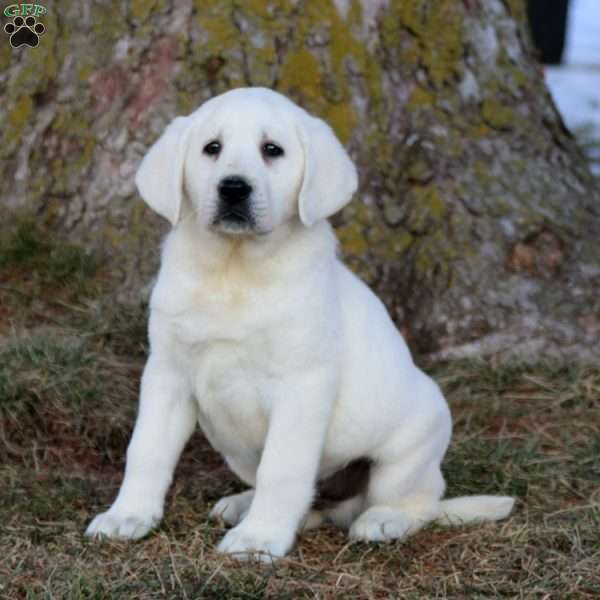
[{"xmin": 2, "ymin": 0, "xmax": 599, "ymax": 359}]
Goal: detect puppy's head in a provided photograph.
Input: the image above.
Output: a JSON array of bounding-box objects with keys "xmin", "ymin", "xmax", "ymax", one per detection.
[{"xmin": 135, "ymin": 87, "xmax": 358, "ymax": 234}]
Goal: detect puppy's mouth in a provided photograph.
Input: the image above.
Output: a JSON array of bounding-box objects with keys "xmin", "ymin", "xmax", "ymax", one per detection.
[{"xmin": 212, "ymin": 209, "xmax": 257, "ymax": 235}]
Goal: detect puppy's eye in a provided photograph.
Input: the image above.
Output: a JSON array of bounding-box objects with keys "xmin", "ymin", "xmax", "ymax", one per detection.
[
  {"xmin": 203, "ymin": 141, "xmax": 221, "ymax": 157},
  {"xmin": 262, "ymin": 142, "xmax": 284, "ymax": 159}
]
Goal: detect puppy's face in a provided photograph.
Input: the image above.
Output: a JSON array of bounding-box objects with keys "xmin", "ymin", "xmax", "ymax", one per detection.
[
  {"xmin": 183, "ymin": 96, "xmax": 305, "ymax": 236},
  {"xmin": 135, "ymin": 87, "xmax": 358, "ymax": 232}
]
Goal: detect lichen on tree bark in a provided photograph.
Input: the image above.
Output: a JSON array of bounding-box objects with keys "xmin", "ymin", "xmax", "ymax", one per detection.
[{"xmin": 1, "ymin": 0, "xmax": 599, "ymax": 359}]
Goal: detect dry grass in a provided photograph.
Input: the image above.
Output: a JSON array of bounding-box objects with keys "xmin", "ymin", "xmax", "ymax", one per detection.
[{"xmin": 1, "ymin": 222, "xmax": 599, "ymax": 599}]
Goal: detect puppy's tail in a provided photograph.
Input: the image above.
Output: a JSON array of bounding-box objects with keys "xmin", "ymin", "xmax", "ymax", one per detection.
[{"xmin": 435, "ymin": 495, "xmax": 515, "ymax": 527}]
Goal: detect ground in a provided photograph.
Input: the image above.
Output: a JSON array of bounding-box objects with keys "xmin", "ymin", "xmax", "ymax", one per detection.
[{"xmin": 0, "ymin": 221, "xmax": 599, "ymax": 599}]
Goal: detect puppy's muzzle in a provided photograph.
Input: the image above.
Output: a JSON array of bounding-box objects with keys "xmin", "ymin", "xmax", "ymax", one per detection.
[{"xmin": 215, "ymin": 176, "xmax": 254, "ymax": 228}]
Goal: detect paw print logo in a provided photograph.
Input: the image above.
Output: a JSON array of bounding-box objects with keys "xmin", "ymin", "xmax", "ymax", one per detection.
[{"xmin": 4, "ymin": 15, "xmax": 45, "ymax": 48}]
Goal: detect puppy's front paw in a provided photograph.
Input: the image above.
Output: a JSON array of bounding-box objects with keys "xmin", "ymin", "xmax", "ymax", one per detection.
[
  {"xmin": 209, "ymin": 490, "xmax": 254, "ymax": 526},
  {"xmin": 217, "ymin": 521, "xmax": 295, "ymax": 562},
  {"xmin": 85, "ymin": 505, "xmax": 161, "ymax": 541}
]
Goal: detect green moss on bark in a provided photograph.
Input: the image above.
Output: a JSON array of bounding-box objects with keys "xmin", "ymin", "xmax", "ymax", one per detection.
[
  {"xmin": 47, "ymin": 112, "xmax": 96, "ymax": 195},
  {"xmin": 2, "ymin": 96, "xmax": 33, "ymax": 159},
  {"xmin": 386, "ymin": 0, "xmax": 464, "ymax": 87},
  {"xmin": 482, "ymin": 99, "xmax": 515, "ymax": 130},
  {"xmin": 130, "ymin": 0, "xmax": 167, "ymax": 22}
]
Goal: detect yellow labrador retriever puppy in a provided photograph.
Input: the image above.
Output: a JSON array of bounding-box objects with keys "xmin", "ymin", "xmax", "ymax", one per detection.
[{"xmin": 86, "ymin": 88, "xmax": 514, "ymax": 560}]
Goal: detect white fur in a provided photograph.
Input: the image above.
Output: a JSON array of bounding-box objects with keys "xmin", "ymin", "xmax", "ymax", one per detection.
[{"xmin": 86, "ymin": 88, "xmax": 514, "ymax": 560}]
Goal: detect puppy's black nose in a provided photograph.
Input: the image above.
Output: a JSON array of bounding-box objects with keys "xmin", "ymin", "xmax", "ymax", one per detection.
[{"xmin": 218, "ymin": 176, "xmax": 253, "ymax": 205}]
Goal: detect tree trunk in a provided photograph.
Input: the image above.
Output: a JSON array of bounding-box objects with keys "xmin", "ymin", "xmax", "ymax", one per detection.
[{"xmin": 2, "ymin": 0, "xmax": 599, "ymax": 360}]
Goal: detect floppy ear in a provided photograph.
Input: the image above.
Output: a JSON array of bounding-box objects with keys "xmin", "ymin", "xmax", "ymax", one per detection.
[
  {"xmin": 297, "ymin": 114, "xmax": 358, "ymax": 227},
  {"xmin": 135, "ymin": 116, "xmax": 193, "ymax": 226}
]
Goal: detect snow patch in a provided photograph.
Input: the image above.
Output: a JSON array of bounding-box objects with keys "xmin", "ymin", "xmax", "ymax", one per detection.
[{"xmin": 545, "ymin": 0, "xmax": 600, "ymax": 172}]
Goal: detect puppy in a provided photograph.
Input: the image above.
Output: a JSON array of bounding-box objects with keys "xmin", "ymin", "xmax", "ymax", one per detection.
[{"xmin": 86, "ymin": 87, "xmax": 514, "ymax": 560}]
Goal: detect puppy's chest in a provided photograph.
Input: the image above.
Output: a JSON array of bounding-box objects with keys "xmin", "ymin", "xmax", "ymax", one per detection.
[
  {"xmin": 164, "ymin": 292, "xmax": 287, "ymax": 457},
  {"xmin": 191, "ymin": 340, "xmax": 270, "ymax": 459},
  {"xmin": 152, "ymin": 266, "xmax": 326, "ymax": 458},
  {"xmin": 167, "ymin": 286, "xmax": 277, "ymax": 348}
]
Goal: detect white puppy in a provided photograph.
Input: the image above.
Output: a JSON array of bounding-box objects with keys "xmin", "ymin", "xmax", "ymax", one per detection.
[{"xmin": 86, "ymin": 87, "xmax": 514, "ymax": 560}]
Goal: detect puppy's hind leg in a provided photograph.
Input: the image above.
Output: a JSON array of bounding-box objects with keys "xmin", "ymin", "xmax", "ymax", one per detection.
[
  {"xmin": 350, "ymin": 373, "xmax": 452, "ymax": 543},
  {"xmin": 349, "ymin": 460, "xmax": 446, "ymax": 543}
]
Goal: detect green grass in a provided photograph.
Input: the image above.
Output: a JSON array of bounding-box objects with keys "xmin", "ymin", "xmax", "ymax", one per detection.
[
  {"xmin": 1, "ymin": 225, "xmax": 599, "ymax": 599},
  {"xmin": 0, "ymin": 219, "xmax": 99, "ymax": 282}
]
